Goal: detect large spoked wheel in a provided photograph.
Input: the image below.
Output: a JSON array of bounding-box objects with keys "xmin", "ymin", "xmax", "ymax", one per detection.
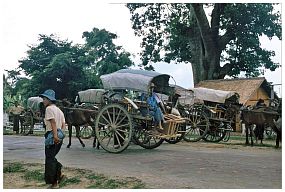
[
  {"xmin": 132, "ymin": 127, "xmax": 164, "ymax": 149},
  {"xmin": 95, "ymin": 104, "xmax": 132, "ymax": 153},
  {"xmin": 164, "ymin": 124, "xmax": 186, "ymax": 144},
  {"xmin": 183, "ymin": 105, "xmax": 209, "ymax": 142},
  {"xmin": 202, "ymin": 125, "xmax": 226, "ymax": 142}
]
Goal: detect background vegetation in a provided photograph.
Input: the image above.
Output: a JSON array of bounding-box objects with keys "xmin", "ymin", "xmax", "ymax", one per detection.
[{"xmin": 3, "ymin": 3, "xmax": 281, "ymax": 111}]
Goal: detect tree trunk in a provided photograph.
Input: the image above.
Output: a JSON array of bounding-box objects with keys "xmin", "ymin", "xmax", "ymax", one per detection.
[
  {"xmin": 190, "ymin": 3, "xmax": 232, "ymax": 85},
  {"xmin": 187, "ymin": 5, "xmax": 208, "ymax": 85}
]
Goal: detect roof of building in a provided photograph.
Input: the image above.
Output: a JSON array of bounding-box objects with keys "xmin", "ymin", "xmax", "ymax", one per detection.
[{"xmin": 196, "ymin": 77, "xmax": 277, "ymax": 104}]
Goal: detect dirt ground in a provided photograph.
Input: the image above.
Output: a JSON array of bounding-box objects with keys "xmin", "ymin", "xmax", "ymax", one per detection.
[
  {"xmin": 3, "ymin": 134, "xmax": 281, "ymax": 189},
  {"xmin": 3, "ymin": 161, "xmax": 145, "ymax": 189}
]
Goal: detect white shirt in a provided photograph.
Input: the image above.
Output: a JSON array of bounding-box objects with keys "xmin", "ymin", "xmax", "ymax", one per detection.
[{"xmin": 44, "ymin": 104, "xmax": 65, "ymax": 131}]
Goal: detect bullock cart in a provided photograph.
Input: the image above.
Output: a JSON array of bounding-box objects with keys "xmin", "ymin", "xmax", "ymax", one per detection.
[
  {"xmin": 188, "ymin": 87, "xmax": 240, "ymax": 142},
  {"xmin": 75, "ymin": 89, "xmax": 106, "ymax": 139},
  {"xmin": 20, "ymin": 96, "xmax": 45, "ymax": 135},
  {"xmin": 90, "ymin": 69, "xmax": 188, "ymax": 153},
  {"xmin": 172, "ymin": 87, "xmax": 240, "ymax": 143}
]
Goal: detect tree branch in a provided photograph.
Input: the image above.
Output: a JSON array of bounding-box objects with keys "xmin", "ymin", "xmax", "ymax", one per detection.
[
  {"xmin": 211, "ymin": 4, "xmax": 226, "ymax": 39},
  {"xmin": 218, "ymin": 30, "xmax": 235, "ymax": 51},
  {"xmin": 213, "ymin": 63, "xmax": 233, "ymax": 79}
]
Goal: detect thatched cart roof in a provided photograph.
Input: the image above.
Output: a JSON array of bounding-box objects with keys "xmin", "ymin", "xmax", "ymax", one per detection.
[{"xmin": 196, "ymin": 77, "xmax": 277, "ymax": 104}]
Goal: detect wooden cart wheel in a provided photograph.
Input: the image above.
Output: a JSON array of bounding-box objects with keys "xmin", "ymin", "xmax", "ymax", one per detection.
[
  {"xmin": 95, "ymin": 104, "xmax": 132, "ymax": 153},
  {"xmin": 223, "ymin": 131, "xmax": 231, "ymax": 142},
  {"xmin": 183, "ymin": 105, "xmax": 209, "ymax": 142},
  {"xmin": 132, "ymin": 127, "xmax": 164, "ymax": 149},
  {"xmin": 80, "ymin": 126, "xmax": 93, "ymax": 139},
  {"xmin": 202, "ymin": 125, "xmax": 226, "ymax": 142}
]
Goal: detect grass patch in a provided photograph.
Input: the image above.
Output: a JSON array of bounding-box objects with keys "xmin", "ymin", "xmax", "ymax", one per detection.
[
  {"xmin": 86, "ymin": 175, "xmax": 146, "ymax": 189},
  {"xmin": 132, "ymin": 182, "xmax": 146, "ymax": 189},
  {"xmin": 3, "ymin": 162, "xmax": 26, "ymax": 173},
  {"xmin": 86, "ymin": 173, "xmax": 105, "ymax": 180},
  {"xmin": 59, "ymin": 177, "xmax": 81, "ymax": 187},
  {"xmin": 23, "ymin": 169, "xmax": 44, "ymax": 181},
  {"xmin": 4, "ymin": 161, "xmax": 147, "ymax": 189}
]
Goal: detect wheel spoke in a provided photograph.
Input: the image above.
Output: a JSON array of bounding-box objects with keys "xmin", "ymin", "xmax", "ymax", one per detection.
[
  {"xmin": 101, "ymin": 114, "xmax": 111, "ymax": 125},
  {"xmin": 104, "ymin": 131, "xmax": 113, "ymax": 146},
  {"xmin": 116, "ymin": 123, "xmax": 130, "ymax": 129},
  {"xmin": 116, "ymin": 114, "xmax": 127, "ymax": 125},
  {"xmin": 106, "ymin": 109, "xmax": 113, "ymax": 124},
  {"xmin": 114, "ymin": 133, "xmax": 122, "ymax": 148},
  {"xmin": 116, "ymin": 128, "xmax": 129, "ymax": 133},
  {"xmin": 113, "ymin": 107, "xmax": 116, "ymax": 124},
  {"xmin": 98, "ymin": 122, "xmax": 108, "ymax": 126},
  {"xmin": 115, "ymin": 130, "xmax": 126, "ymax": 142},
  {"xmin": 114, "ymin": 109, "xmax": 122, "ymax": 125}
]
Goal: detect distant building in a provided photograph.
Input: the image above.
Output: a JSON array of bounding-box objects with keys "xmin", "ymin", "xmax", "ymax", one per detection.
[
  {"xmin": 196, "ymin": 77, "xmax": 278, "ymax": 106},
  {"xmin": 196, "ymin": 77, "xmax": 279, "ymax": 132}
]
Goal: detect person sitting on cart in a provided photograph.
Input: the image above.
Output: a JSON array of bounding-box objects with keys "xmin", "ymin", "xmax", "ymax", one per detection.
[
  {"xmin": 147, "ymin": 83, "xmax": 166, "ymax": 130},
  {"xmin": 255, "ymin": 98, "xmax": 266, "ymax": 108}
]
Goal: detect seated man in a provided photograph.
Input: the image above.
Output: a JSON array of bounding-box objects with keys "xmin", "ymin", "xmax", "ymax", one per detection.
[
  {"xmin": 147, "ymin": 83, "xmax": 166, "ymax": 130},
  {"xmin": 255, "ymin": 99, "xmax": 266, "ymax": 108}
]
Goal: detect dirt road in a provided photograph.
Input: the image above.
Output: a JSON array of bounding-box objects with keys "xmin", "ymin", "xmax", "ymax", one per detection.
[{"xmin": 3, "ymin": 135, "xmax": 281, "ymax": 189}]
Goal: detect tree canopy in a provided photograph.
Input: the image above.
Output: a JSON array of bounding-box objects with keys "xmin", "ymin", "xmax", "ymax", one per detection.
[
  {"xmin": 17, "ymin": 28, "xmax": 134, "ymax": 100},
  {"xmin": 127, "ymin": 3, "xmax": 281, "ymax": 84}
]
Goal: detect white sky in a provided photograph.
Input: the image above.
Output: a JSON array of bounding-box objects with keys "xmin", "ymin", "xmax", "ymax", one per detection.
[{"xmin": 0, "ymin": 0, "xmax": 282, "ymax": 95}]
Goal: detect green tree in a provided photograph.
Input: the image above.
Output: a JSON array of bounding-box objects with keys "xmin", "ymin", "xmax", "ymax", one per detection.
[
  {"xmin": 127, "ymin": 3, "xmax": 281, "ymax": 84},
  {"xmin": 3, "ymin": 72, "xmax": 26, "ymax": 111},
  {"xmin": 19, "ymin": 34, "xmax": 87, "ymax": 99},
  {"xmin": 18, "ymin": 28, "xmax": 134, "ymax": 100},
  {"xmin": 82, "ymin": 27, "xmax": 134, "ymax": 77}
]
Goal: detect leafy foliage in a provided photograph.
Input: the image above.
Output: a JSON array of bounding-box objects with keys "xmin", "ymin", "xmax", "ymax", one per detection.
[
  {"xmin": 82, "ymin": 28, "xmax": 134, "ymax": 76},
  {"xmin": 13, "ymin": 28, "xmax": 134, "ymax": 101},
  {"xmin": 127, "ymin": 3, "xmax": 281, "ymax": 83}
]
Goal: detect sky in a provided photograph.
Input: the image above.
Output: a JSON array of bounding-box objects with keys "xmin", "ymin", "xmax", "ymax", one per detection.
[{"xmin": 0, "ymin": 0, "xmax": 282, "ymax": 96}]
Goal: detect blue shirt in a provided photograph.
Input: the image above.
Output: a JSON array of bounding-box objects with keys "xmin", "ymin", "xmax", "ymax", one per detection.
[{"xmin": 147, "ymin": 93, "xmax": 160, "ymax": 111}]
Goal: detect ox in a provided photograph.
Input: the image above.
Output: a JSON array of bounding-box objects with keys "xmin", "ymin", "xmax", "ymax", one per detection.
[
  {"xmin": 58, "ymin": 99, "xmax": 99, "ymax": 149},
  {"xmin": 241, "ymin": 107, "xmax": 281, "ymax": 148}
]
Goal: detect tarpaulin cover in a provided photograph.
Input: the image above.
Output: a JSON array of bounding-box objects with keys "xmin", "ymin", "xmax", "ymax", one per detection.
[
  {"xmin": 27, "ymin": 97, "xmax": 43, "ymax": 111},
  {"xmin": 191, "ymin": 87, "xmax": 238, "ymax": 103},
  {"xmin": 78, "ymin": 89, "xmax": 106, "ymax": 103},
  {"xmin": 100, "ymin": 69, "xmax": 170, "ymax": 94}
]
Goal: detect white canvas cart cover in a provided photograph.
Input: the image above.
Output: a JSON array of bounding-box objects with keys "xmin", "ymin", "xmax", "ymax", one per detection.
[
  {"xmin": 173, "ymin": 85, "xmax": 195, "ymax": 106},
  {"xmin": 27, "ymin": 97, "xmax": 43, "ymax": 111},
  {"xmin": 100, "ymin": 69, "xmax": 170, "ymax": 94},
  {"xmin": 191, "ymin": 87, "xmax": 238, "ymax": 104},
  {"xmin": 78, "ymin": 89, "xmax": 105, "ymax": 103}
]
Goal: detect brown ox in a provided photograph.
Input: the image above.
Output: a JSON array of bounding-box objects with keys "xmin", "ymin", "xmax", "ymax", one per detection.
[
  {"xmin": 58, "ymin": 100, "xmax": 99, "ymax": 148},
  {"xmin": 241, "ymin": 107, "xmax": 281, "ymax": 148}
]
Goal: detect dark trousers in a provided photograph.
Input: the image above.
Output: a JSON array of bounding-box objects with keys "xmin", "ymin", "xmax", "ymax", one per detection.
[
  {"xmin": 44, "ymin": 141, "xmax": 63, "ymax": 184},
  {"xmin": 13, "ymin": 115, "xmax": 20, "ymax": 133}
]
